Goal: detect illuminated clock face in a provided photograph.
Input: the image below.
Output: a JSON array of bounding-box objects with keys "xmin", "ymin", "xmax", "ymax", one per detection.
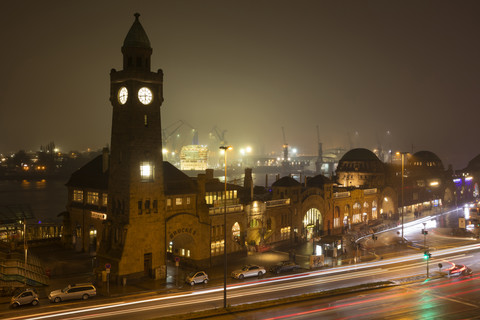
[
  {"xmin": 138, "ymin": 87, "xmax": 153, "ymax": 105},
  {"xmin": 118, "ymin": 87, "xmax": 128, "ymax": 105}
]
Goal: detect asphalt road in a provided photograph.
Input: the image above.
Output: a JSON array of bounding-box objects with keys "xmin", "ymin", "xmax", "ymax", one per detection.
[
  {"xmin": 4, "ymin": 241, "xmax": 480, "ymax": 320},
  {"xmin": 204, "ymin": 273, "xmax": 480, "ymax": 320}
]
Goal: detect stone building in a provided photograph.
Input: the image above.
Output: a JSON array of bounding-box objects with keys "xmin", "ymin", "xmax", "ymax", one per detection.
[{"xmin": 64, "ymin": 14, "xmax": 248, "ymax": 282}]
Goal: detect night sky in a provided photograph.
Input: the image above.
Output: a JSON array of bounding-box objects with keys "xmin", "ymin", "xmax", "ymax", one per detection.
[{"xmin": 1, "ymin": 1, "xmax": 479, "ymax": 170}]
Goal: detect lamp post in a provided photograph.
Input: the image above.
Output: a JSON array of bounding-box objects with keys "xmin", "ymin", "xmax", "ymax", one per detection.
[
  {"xmin": 220, "ymin": 145, "xmax": 232, "ymax": 309},
  {"xmin": 24, "ymin": 218, "xmax": 27, "ymax": 287},
  {"xmin": 396, "ymin": 152, "xmax": 407, "ymax": 244}
]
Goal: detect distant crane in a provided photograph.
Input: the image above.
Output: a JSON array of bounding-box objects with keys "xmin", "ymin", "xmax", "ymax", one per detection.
[
  {"xmin": 210, "ymin": 126, "xmax": 227, "ymax": 145},
  {"xmin": 162, "ymin": 120, "xmax": 198, "ymax": 154},
  {"xmin": 315, "ymin": 125, "xmax": 323, "ymax": 174}
]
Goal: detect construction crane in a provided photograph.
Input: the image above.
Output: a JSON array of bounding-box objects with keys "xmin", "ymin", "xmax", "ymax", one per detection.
[
  {"xmin": 315, "ymin": 125, "xmax": 323, "ymax": 174},
  {"xmin": 162, "ymin": 120, "xmax": 198, "ymax": 154},
  {"xmin": 210, "ymin": 126, "xmax": 227, "ymax": 145}
]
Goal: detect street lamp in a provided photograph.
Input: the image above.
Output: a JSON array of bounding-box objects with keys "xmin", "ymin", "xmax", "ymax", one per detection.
[
  {"xmin": 219, "ymin": 145, "xmax": 232, "ymax": 309},
  {"xmin": 396, "ymin": 152, "xmax": 408, "ymax": 244}
]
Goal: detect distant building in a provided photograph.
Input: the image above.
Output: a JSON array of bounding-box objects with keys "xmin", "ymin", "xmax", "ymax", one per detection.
[{"xmin": 180, "ymin": 145, "xmax": 208, "ymax": 171}]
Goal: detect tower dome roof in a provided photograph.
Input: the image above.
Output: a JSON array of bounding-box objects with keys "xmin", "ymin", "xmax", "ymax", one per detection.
[
  {"xmin": 340, "ymin": 148, "xmax": 380, "ymax": 162},
  {"xmin": 123, "ymin": 13, "xmax": 151, "ymax": 49},
  {"xmin": 272, "ymin": 176, "xmax": 301, "ymax": 187},
  {"xmin": 410, "ymin": 150, "xmax": 444, "ymax": 170},
  {"xmin": 336, "ymin": 148, "xmax": 384, "ymax": 174},
  {"xmin": 306, "ymin": 175, "xmax": 331, "ymax": 188}
]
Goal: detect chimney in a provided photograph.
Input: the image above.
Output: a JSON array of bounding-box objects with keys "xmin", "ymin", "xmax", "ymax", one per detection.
[
  {"xmin": 102, "ymin": 147, "xmax": 109, "ymax": 173},
  {"xmin": 197, "ymin": 173, "xmax": 206, "ymax": 200},
  {"xmin": 244, "ymin": 168, "xmax": 253, "ymax": 202},
  {"xmin": 205, "ymin": 169, "xmax": 214, "ymax": 180}
]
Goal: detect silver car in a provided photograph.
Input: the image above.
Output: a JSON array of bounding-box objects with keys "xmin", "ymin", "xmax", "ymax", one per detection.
[
  {"xmin": 49, "ymin": 283, "xmax": 96, "ymax": 303},
  {"xmin": 10, "ymin": 288, "xmax": 39, "ymax": 308},
  {"xmin": 186, "ymin": 271, "xmax": 209, "ymax": 285},
  {"xmin": 231, "ymin": 265, "xmax": 266, "ymax": 279}
]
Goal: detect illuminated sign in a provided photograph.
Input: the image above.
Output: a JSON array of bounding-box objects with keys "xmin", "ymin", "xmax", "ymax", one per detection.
[{"xmin": 91, "ymin": 211, "xmax": 107, "ymax": 220}]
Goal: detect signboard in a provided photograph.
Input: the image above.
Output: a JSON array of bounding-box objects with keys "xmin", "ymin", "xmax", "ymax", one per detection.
[
  {"xmin": 105, "ymin": 263, "xmax": 111, "ymax": 269},
  {"xmin": 459, "ymin": 218, "xmax": 466, "ymax": 229}
]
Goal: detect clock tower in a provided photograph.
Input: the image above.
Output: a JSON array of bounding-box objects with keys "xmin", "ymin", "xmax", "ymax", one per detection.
[{"xmin": 98, "ymin": 13, "xmax": 166, "ymax": 280}]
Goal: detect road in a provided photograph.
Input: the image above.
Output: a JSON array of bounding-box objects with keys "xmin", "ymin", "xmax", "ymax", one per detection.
[
  {"xmin": 3, "ymin": 212, "xmax": 480, "ymax": 320},
  {"xmin": 205, "ymin": 272, "xmax": 480, "ymax": 319}
]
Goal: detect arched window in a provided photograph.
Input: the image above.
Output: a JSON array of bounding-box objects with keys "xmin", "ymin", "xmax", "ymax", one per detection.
[
  {"xmin": 232, "ymin": 222, "xmax": 240, "ymax": 241},
  {"xmin": 303, "ymin": 208, "xmax": 322, "ymax": 227}
]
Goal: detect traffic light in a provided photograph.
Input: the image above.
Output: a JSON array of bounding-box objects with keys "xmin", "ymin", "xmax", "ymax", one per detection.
[{"xmin": 423, "ymin": 251, "xmax": 432, "ymax": 260}]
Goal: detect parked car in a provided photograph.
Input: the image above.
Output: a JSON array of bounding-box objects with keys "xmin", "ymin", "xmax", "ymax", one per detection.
[
  {"xmin": 269, "ymin": 261, "xmax": 301, "ymax": 274},
  {"xmin": 186, "ymin": 271, "xmax": 209, "ymax": 285},
  {"xmin": 10, "ymin": 288, "xmax": 39, "ymax": 308},
  {"xmin": 48, "ymin": 283, "xmax": 96, "ymax": 303},
  {"xmin": 447, "ymin": 264, "xmax": 473, "ymax": 277},
  {"xmin": 231, "ymin": 265, "xmax": 266, "ymax": 279}
]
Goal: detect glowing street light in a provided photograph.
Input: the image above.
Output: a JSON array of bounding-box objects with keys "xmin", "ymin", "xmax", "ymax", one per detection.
[
  {"xmin": 219, "ymin": 145, "xmax": 232, "ymax": 309},
  {"xmin": 396, "ymin": 151, "xmax": 408, "ymax": 244}
]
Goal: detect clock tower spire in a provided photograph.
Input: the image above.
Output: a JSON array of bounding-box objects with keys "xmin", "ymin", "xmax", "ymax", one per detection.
[{"xmin": 98, "ymin": 13, "xmax": 166, "ymax": 280}]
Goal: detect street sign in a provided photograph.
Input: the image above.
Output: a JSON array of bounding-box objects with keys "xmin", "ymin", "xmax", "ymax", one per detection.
[
  {"xmin": 105, "ymin": 263, "xmax": 111, "ymax": 269},
  {"xmin": 459, "ymin": 218, "xmax": 466, "ymax": 229},
  {"xmin": 174, "ymin": 257, "xmax": 180, "ymax": 262}
]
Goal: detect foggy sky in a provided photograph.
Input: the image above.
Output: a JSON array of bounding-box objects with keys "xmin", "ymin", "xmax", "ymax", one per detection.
[{"xmin": 1, "ymin": 1, "xmax": 479, "ymax": 170}]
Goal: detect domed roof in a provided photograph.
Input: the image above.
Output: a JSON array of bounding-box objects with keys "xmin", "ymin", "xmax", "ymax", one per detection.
[
  {"xmin": 340, "ymin": 148, "xmax": 381, "ymax": 162},
  {"xmin": 272, "ymin": 176, "xmax": 301, "ymax": 187},
  {"xmin": 336, "ymin": 148, "xmax": 384, "ymax": 173},
  {"xmin": 123, "ymin": 13, "xmax": 151, "ymax": 49},
  {"xmin": 306, "ymin": 175, "xmax": 331, "ymax": 188},
  {"xmin": 411, "ymin": 151, "xmax": 444, "ymax": 170},
  {"xmin": 466, "ymin": 154, "xmax": 480, "ymax": 171}
]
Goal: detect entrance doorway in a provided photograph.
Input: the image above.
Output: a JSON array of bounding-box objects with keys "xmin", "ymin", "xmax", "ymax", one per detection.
[{"xmin": 144, "ymin": 253, "xmax": 152, "ymax": 277}]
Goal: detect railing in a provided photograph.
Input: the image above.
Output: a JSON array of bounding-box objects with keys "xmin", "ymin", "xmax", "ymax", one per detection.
[{"xmin": 0, "ymin": 252, "xmax": 49, "ymax": 287}]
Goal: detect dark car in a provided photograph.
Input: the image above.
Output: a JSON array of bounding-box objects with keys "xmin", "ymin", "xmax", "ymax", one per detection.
[
  {"xmin": 447, "ymin": 264, "xmax": 473, "ymax": 277},
  {"xmin": 269, "ymin": 261, "xmax": 301, "ymax": 274}
]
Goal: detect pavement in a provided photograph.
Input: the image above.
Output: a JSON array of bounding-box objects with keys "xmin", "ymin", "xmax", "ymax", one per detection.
[{"xmin": 0, "ymin": 206, "xmax": 466, "ymax": 305}]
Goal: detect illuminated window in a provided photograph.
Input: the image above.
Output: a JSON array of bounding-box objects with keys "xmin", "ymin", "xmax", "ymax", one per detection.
[
  {"xmin": 140, "ymin": 162, "xmax": 154, "ymax": 181},
  {"xmin": 186, "ymin": 197, "xmax": 191, "ymax": 205},
  {"xmin": 352, "ymin": 213, "xmax": 362, "ymax": 223},
  {"xmin": 167, "ymin": 198, "xmax": 171, "ymax": 207},
  {"xmin": 281, "ymin": 226, "xmax": 291, "ymax": 240},
  {"xmin": 73, "ymin": 190, "xmax": 83, "ymax": 202},
  {"xmin": 102, "ymin": 193, "xmax": 108, "ymax": 207},
  {"xmin": 176, "ymin": 198, "xmax": 182, "ymax": 206},
  {"xmin": 334, "ymin": 217, "xmax": 340, "ymax": 228},
  {"xmin": 232, "ymin": 222, "xmax": 240, "ymax": 240},
  {"xmin": 86, "ymin": 192, "xmax": 99, "ymax": 205}
]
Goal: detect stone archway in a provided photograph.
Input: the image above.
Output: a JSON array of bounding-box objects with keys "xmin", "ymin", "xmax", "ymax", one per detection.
[
  {"xmin": 303, "ymin": 208, "xmax": 322, "ymax": 240},
  {"xmin": 168, "ymin": 233, "xmax": 195, "ymax": 259}
]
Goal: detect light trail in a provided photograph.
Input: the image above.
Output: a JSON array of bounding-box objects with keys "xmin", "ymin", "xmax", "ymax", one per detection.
[{"xmin": 7, "ymin": 240, "xmax": 480, "ymax": 320}]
